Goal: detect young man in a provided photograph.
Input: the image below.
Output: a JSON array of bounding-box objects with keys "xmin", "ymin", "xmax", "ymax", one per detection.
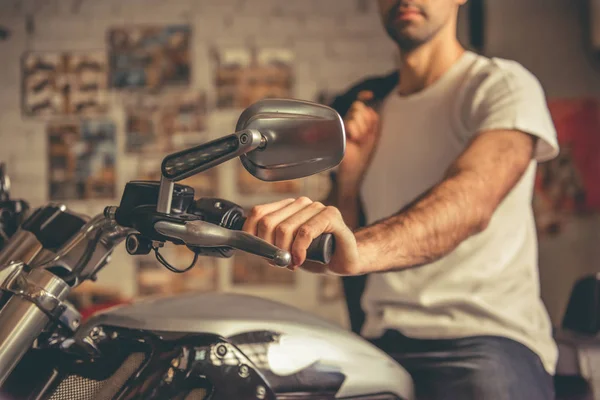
[{"xmin": 242, "ymin": 0, "xmax": 559, "ymax": 398}]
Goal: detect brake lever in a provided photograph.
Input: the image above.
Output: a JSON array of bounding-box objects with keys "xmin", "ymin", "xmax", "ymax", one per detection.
[{"xmin": 154, "ymin": 220, "xmax": 292, "ymax": 267}]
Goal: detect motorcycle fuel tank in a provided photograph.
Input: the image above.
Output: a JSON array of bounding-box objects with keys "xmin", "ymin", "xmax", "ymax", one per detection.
[{"xmin": 83, "ymin": 292, "xmax": 414, "ymax": 399}]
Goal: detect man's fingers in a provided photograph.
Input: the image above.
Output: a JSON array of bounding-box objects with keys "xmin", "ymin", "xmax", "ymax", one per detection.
[
  {"xmin": 289, "ymin": 206, "xmax": 342, "ymax": 269},
  {"xmin": 273, "ymin": 201, "xmax": 326, "ymax": 264},
  {"xmin": 243, "ymin": 198, "xmax": 295, "ymax": 235},
  {"xmin": 346, "ymin": 101, "xmax": 379, "ymax": 142},
  {"xmin": 359, "ymin": 103, "xmax": 377, "ymax": 125},
  {"xmin": 346, "ymin": 120, "xmax": 358, "ymax": 140},
  {"xmin": 255, "ymin": 197, "xmax": 313, "ymax": 244},
  {"xmin": 352, "ymin": 110, "xmax": 368, "ymax": 136}
]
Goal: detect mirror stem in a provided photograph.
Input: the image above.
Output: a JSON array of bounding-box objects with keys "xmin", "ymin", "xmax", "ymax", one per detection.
[
  {"xmin": 157, "ymin": 129, "xmax": 264, "ymax": 214},
  {"xmin": 161, "ymin": 129, "xmax": 263, "ymax": 182},
  {"xmin": 157, "ymin": 176, "xmax": 175, "ymax": 215}
]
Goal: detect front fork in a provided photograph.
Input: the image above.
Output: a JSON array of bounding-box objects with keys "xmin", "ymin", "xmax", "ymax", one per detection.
[{"xmin": 0, "ymin": 263, "xmax": 74, "ymax": 387}]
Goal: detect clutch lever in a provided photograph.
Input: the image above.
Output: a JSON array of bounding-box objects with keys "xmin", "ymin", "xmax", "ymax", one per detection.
[{"xmin": 154, "ymin": 220, "xmax": 292, "ymax": 267}]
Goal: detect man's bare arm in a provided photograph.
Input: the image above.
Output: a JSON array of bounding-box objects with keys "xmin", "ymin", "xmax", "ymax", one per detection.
[{"xmin": 353, "ymin": 129, "xmax": 537, "ymax": 274}]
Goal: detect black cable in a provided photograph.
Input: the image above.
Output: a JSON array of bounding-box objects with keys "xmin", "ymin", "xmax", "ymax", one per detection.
[
  {"xmin": 65, "ymin": 227, "xmax": 104, "ymax": 283},
  {"xmin": 152, "ymin": 245, "xmax": 199, "ymax": 273}
]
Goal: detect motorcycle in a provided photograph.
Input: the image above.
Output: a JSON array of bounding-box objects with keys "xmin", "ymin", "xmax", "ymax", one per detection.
[
  {"xmin": 0, "ymin": 162, "xmax": 29, "ymax": 251},
  {"xmin": 0, "ymin": 99, "xmax": 414, "ymax": 400}
]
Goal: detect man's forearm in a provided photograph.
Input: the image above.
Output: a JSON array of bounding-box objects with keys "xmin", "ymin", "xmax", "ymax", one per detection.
[
  {"xmin": 351, "ymin": 130, "xmax": 536, "ymax": 275},
  {"xmin": 354, "ymin": 171, "xmax": 492, "ymax": 274}
]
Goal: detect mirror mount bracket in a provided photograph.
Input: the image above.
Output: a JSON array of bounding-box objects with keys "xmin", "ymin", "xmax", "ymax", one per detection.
[
  {"xmin": 156, "ymin": 176, "xmax": 175, "ymax": 215},
  {"xmin": 156, "ymin": 129, "xmax": 263, "ymax": 215}
]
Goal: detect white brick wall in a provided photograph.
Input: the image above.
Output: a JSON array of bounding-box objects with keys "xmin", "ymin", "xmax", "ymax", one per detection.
[
  {"xmin": 5, "ymin": 0, "xmax": 587, "ymax": 328},
  {"xmin": 0, "ymin": 0, "xmax": 400, "ymax": 327}
]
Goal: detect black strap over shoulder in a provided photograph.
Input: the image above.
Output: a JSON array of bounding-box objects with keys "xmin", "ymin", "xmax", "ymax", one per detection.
[
  {"xmin": 326, "ymin": 70, "xmax": 398, "ymax": 335},
  {"xmin": 329, "ymin": 71, "xmax": 399, "ymax": 118}
]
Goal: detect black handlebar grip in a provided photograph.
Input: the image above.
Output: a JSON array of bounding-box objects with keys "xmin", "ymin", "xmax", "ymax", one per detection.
[
  {"xmin": 235, "ymin": 217, "xmax": 335, "ymax": 265},
  {"xmin": 305, "ymin": 233, "xmax": 335, "ymax": 265}
]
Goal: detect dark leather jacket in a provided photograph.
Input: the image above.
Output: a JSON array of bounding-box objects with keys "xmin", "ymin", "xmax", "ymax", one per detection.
[
  {"xmin": 329, "ymin": 71, "xmax": 399, "ymax": 118},
  {"xmin": 326, "ymin": 70, "xmax": 398, "ymax": 335}
]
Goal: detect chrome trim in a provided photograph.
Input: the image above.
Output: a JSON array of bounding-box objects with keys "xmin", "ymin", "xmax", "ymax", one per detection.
[
  {"xmin": 59, "ymin": 301, "xmax": 81, "ymax": 332},
  {"xmin": 0, "ymin": 230, "xmax": 44, "ymax": 267},
  {"xmin": 1, "ymin": 268, "xmax": 70, "ymax": 319},
  {"xmin": 0, "ymin": 261, "xmax": 24, "ymax": 290},
  {"xmin": 0, "ymin": 268, "xmax": 72, "ymax": 386}
]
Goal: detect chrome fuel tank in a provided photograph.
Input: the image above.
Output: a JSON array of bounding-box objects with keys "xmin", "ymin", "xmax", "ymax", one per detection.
[{"xmin": 83, "ymin": 292, "xmax": 414, "ymax": 399}]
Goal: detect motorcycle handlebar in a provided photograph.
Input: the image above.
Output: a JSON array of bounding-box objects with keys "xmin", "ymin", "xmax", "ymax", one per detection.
[{"xmin": 154, "ymin": 219, "xmax": 334, "ymax": 267}]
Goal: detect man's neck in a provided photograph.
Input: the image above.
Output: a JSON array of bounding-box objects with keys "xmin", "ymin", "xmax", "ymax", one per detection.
[{"xmin": 397, "ymin": 37, "xmax": 465, "ymax": 96}]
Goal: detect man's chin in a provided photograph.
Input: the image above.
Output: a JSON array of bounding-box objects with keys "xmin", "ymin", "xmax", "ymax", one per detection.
[
  {"xmin": 387, "ymin": 25, "xmax": 416, "ymax": 41},
  {"xmin": 388, "ymin": 33, "xmax": 424, "ymax": 51}
]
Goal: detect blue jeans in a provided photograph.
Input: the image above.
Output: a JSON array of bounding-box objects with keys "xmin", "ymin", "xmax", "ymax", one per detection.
[{"xmin": 370, "ymin": 330, "xmax": 555, "ymax": 400}]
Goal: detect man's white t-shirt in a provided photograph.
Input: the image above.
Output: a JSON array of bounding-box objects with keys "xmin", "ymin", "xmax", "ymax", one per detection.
[{"xmin": 359, "ymin": 51, "xmax": 560, "ymax": 374}]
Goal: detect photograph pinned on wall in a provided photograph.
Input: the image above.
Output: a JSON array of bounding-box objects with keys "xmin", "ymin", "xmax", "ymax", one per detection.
[
  {"xmin": 533, "ymin": 98, "xmax": 600, "ymax": 236},
  {"xmin": 213, "ymin": 47, "xmax": 295, "ymax": 109},
  {"xmin": 124, "ymin": 91, "xmax": 208, "ymax": 154},
  {"xmin": 108, "ymin": 25, "xmax": 191, "ymax": 90},
  {"xmin": 22, "ymin": 51, "xmax": 108, "ymax": 117},
  {"xmin": 237, "ymin": 163, "xmax": 304, "ymax": 196},
  {"xmin": 232, "ymin": 250, "xmax": 295, "ymax": 286},
  {"xmin": 124, "ymin": 94, "xmax": 161, "ymax": 153},
  {"xmin": 135, "ymin": 249, "xmax": 218, "ymax": 298},
  {"xmin": 48, "ymin": 119, "xmax": 116, "ymax": 201},
  {"xmin": 254, "ymin": 47, "xmax": 295, "ymax": 100},
  {"xmin": 318, "ymin": 275, "xmax": 344, "ymax": 303},
  {"xmin": 159, "ymin": 91, "xmax": 209, "ymax": 151},
  {"xmin": 213, "ymin": 47, "xmax": 251, "ymax": 109}
]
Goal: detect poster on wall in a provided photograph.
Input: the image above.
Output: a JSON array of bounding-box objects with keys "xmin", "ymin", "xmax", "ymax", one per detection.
[
  {"xmin": 124, "ymin": 91, "xmax": 208, "ymax": 154},
  {"xmin": 108, "ymin": 25, "xmax": 191, "ymax": 90},
  {"xmin": 213, "ymin": 47, "xmax": 294, "ymax": 109},
  {"xmin": 533, "ymin": 98, "xmax": 600, "ymax": 236},
  {"xmin": 48, "ymin": 120, "xmax": 116, "ymax": 200},
  {"xmin": 232, "ymin": 251, "xmax": 295, "ymax": 286},
  {"xmin": 135, "ymin": 250, "xmax": 218, "ymax": 297},
  {"xmin": 160, "ymin": 91, "xmax": 209, "ymax": 150},
  {"xmin": 22, "ymin": 51, "xmax": 108, "ymax": 117},
  {"xmin": 124, "ymin": 94, "xmax": 161, "ymax": 153}
]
